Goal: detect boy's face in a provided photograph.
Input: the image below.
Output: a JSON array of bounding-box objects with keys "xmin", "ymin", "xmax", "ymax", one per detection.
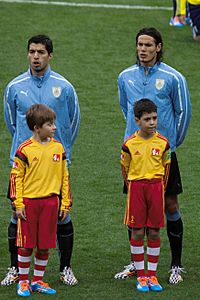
[
  {"xmin": 135, "ymin": 112, "xmax": 157, "ymax": 137},
  {"xmin": 36, "ymin": 121, "xmax": 56, "ymax": 140}
]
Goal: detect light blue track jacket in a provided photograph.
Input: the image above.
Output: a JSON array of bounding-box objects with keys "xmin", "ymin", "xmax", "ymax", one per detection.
[
  {"xmin": 4, "ymin": 66, "xmax": 80, "ymax": 164},
  {"xmin": 118, "ymin": 62, "xmax": 191, "ymax": 151}
]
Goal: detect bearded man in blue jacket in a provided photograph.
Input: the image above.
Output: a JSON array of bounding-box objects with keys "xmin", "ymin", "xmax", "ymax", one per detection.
[
  {"xmin": 2, "ymin": 35, "xmax": 80, "ymax": 287},
  {"xmin": 115, "ymin": 27, "xmax": 191, "ymax": 284}
]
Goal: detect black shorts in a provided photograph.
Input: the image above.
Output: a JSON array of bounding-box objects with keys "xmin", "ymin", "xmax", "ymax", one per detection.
[
  {"xmin": 189, "ymin": 4, "xmax": 200, "ymax": 38},
  {"xmin": 165, "ymin": 152, "xmax": 182, "ymax": 196},
  {"xmin": 123, "ymin": 152, "xmax": 182, "ymax": 196}
]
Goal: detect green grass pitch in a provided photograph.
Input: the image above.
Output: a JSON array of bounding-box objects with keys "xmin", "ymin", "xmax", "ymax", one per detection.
[{"xmin": 0, "ymin": 1, "xmax": 199, "ymax": 299}]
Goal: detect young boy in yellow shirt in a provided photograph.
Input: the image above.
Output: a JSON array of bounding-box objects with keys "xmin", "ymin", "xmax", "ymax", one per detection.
[
  {"xmin": 9, "ymin": 104, "xmax": 72, "ymax": 296},
  {"xmin": 121, "ymin": 99, "xmax": 171, "ymax": 292}
]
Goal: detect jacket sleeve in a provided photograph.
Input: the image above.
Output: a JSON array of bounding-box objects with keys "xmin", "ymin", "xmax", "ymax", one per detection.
[
  {"xmin": 67, "ymin": 85, "xmax": 80, "ymax": 145},
  {"xmin": 60, "ymin": 151, "xmax": 72, "ymax": 212},
  {"xmin": 4, "ymin": 84, "xmax": 16, "ymax": 136},
  {"xmin": 118, "ymin": 75, "xmax": 128, "ymax": 120},
  {"xmin": 171, "ymin": 73, "xmax": 191, "ymax": 147}
]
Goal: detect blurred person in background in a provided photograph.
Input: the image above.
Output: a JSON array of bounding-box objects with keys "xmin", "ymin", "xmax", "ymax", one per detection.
[{"xmin": 178, "ymin": 0, "xmax": 200, "ymax": 41}]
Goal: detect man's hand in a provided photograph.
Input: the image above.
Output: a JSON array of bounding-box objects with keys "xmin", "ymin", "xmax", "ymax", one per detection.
[
  {"xmin": 16, "ymin": 208, "xmax": 26, "ymax": 220},
  {"xmin": 59, "ymin": 210, "xmax": 69, "ymax": 222}
]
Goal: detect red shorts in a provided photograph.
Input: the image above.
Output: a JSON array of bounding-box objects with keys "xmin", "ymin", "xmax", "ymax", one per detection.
[
  {"xmin": 123, "ymin": 179, "xmax": 165, "ymax": 229},
  {"xmin": 17, "ymin": 196, "xmax": 59, "ymax": 249}
]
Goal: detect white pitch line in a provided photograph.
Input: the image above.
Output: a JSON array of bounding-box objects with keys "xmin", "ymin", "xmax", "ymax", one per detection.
[{"xmin": 0, "ymin": 0, "xmax": 172, "ymax": 10}]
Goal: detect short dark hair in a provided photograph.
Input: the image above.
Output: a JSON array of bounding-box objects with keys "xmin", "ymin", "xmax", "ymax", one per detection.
[
  {"xmin": 26, "ymin": 104, "xmax": 56, "ymax": 131},
  {"xmin": 136, "ymin": 27, "xmax": 163, "ymax": 63},
  {"xmin": 27, "ymin": 34, "xmax": 53, "ymax": 55},
  {"xmin": 134, "ymin": 99, "xmax": 157, "ymax": 119}
]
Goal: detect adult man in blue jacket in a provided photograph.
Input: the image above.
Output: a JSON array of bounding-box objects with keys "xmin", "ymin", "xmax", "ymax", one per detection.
[
  {"xmin": 2, "ymin": 35, "xmax": 80, "ymax": 286},
  {"xmin": 115, "ymin": 27, "xmax": 191, "ymax": 284}
]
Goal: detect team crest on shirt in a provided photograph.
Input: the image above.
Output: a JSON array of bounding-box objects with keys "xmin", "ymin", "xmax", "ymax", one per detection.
[
  {"xmin": 120, "ymin": 153, "xmax": 124, "ymax": 160},
  {"xmin": 152, "ymin": 148, "xmax": 160, "ymax": 156},
  {"xmin": 155, "ymin": 79, "xmax": 165, "ymax": 90},
  {"xmin": 53, "ymin": 154, "xmax": 60, "ymax": 161},
  {"xmin": 52, "ymin": 86, "xmax": 61, "ymax": 98}
]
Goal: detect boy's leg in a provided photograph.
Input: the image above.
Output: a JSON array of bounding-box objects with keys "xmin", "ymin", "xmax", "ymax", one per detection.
[
  {"xmin": 147, "ymin": 237, "xmax": 160, "ymax": 277},
  {"xmin": 131, "ymin": 238, "xmax": 145, "ymax": 278},
  {"xmin": 17, "ymin": 248, "xmax": 32, "ymax": 297},
  {"xmin": 131, "ymin": 228, "xmax": 149, "ymax": 293},
  {"xmin": 114, "ymin": 182, "xmax": 136, "ymax": 279},
  {"xmin": 30, "ymin": 196, "xmax": 57, "ymax": 294},
  {"xmin": 30, "ymin": 249, "xmax": 56, "ymax": 295},
  {"xmin": 18, "ymin": 248, "xmax": 32, "ymax": 282},
  {"xmin": 146, "ymin": 229, "xmax": 163, "ymax": 292},
  {"xmin": 32, "ymin": 250, "xmax": 49, "ymax": 283},
  {"xmin": 57, "ymin": 218, "xmax": 78, "ymax": 285}
]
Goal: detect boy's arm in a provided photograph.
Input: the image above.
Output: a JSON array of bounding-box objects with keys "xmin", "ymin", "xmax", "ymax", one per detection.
[
  {"xmin": 10, "ymin": 155, "xmax": 27, "ymax": 220},
  {"xmin": 59, "ymin": 152, "xmax": 72, "ymax": 221},
  {"xmin": 162, "ymin": 143, "xmax": 171, "ymax": 190},
  {"xmin": 120, "ymin": 144, "xmax": 131, "ymax": 187}
]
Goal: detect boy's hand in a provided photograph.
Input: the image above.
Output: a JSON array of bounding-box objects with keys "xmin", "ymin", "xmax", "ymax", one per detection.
[
  {"xmin": 59, "ymin": 210, "xmax": 69, "ymax": 222},
  {"xmin": 16, "ymin": 208, "xmax": 26, "ymax": 220}
]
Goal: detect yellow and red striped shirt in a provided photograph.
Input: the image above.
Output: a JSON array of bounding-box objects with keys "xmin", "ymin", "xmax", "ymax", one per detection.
[
  {"xmin": 120, "ymin": 131, "xmax": 171, "ymax": 188},
  {"xmin": 10, "ymin": 137, "xmax": 72, "ymax": 211}
]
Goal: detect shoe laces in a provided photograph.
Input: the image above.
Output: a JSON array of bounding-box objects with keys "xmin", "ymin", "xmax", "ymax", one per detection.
[
  {"xmin": 20, "ymin": 282, "xmax": 30, "ymax": 291},
  {"xmin": 63, "ymin": 266, "xmax": 69, "ymax": 275},
  {"xmin": 124, "ymin": 263, "xmax": 135, "ymax": 271},
  {"xmin": 138, "ymin": 277, "xmax": 148, "ymax": 286},
  {"xmin": 6, "ymin": 267, "xmax": 18, "ymax": 276},
  {"xmin": 168, "ymin": 266, "xmax": 186, "ymax": 275},
  {"xmin": 36, "ymin": 281, "xmax": 50, "ymax": 288},
  {"xmin": 149, "ymin": 276, "xmax": 159, "ymax": 285},
  {"xmin": 63, "ymin": 267, "xmax": 73, "ymax": 276}
]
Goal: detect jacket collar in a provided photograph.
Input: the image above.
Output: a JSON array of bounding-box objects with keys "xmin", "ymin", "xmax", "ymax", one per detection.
[
  {"xmin": 28, "ymin": 66, "xmax": 51, "ymax": 82},
  {"xmin": 137, "ymin": 61, "xmax": 160, "ymax": 73}
]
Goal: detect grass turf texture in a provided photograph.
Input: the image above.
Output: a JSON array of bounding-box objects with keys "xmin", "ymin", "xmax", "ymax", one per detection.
[{"xmin": 0, "ymin": 1, "xmax": 199, "ymax": 299}]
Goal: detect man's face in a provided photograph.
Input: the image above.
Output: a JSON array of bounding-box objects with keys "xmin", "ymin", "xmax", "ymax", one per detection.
[
  {"xmin": 28, "ymin": 43, "xmax": 52, "ymax": 76},
  {"xmin": 136, "ymin": 35, "xmax": 161, "ymax": 67}
]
